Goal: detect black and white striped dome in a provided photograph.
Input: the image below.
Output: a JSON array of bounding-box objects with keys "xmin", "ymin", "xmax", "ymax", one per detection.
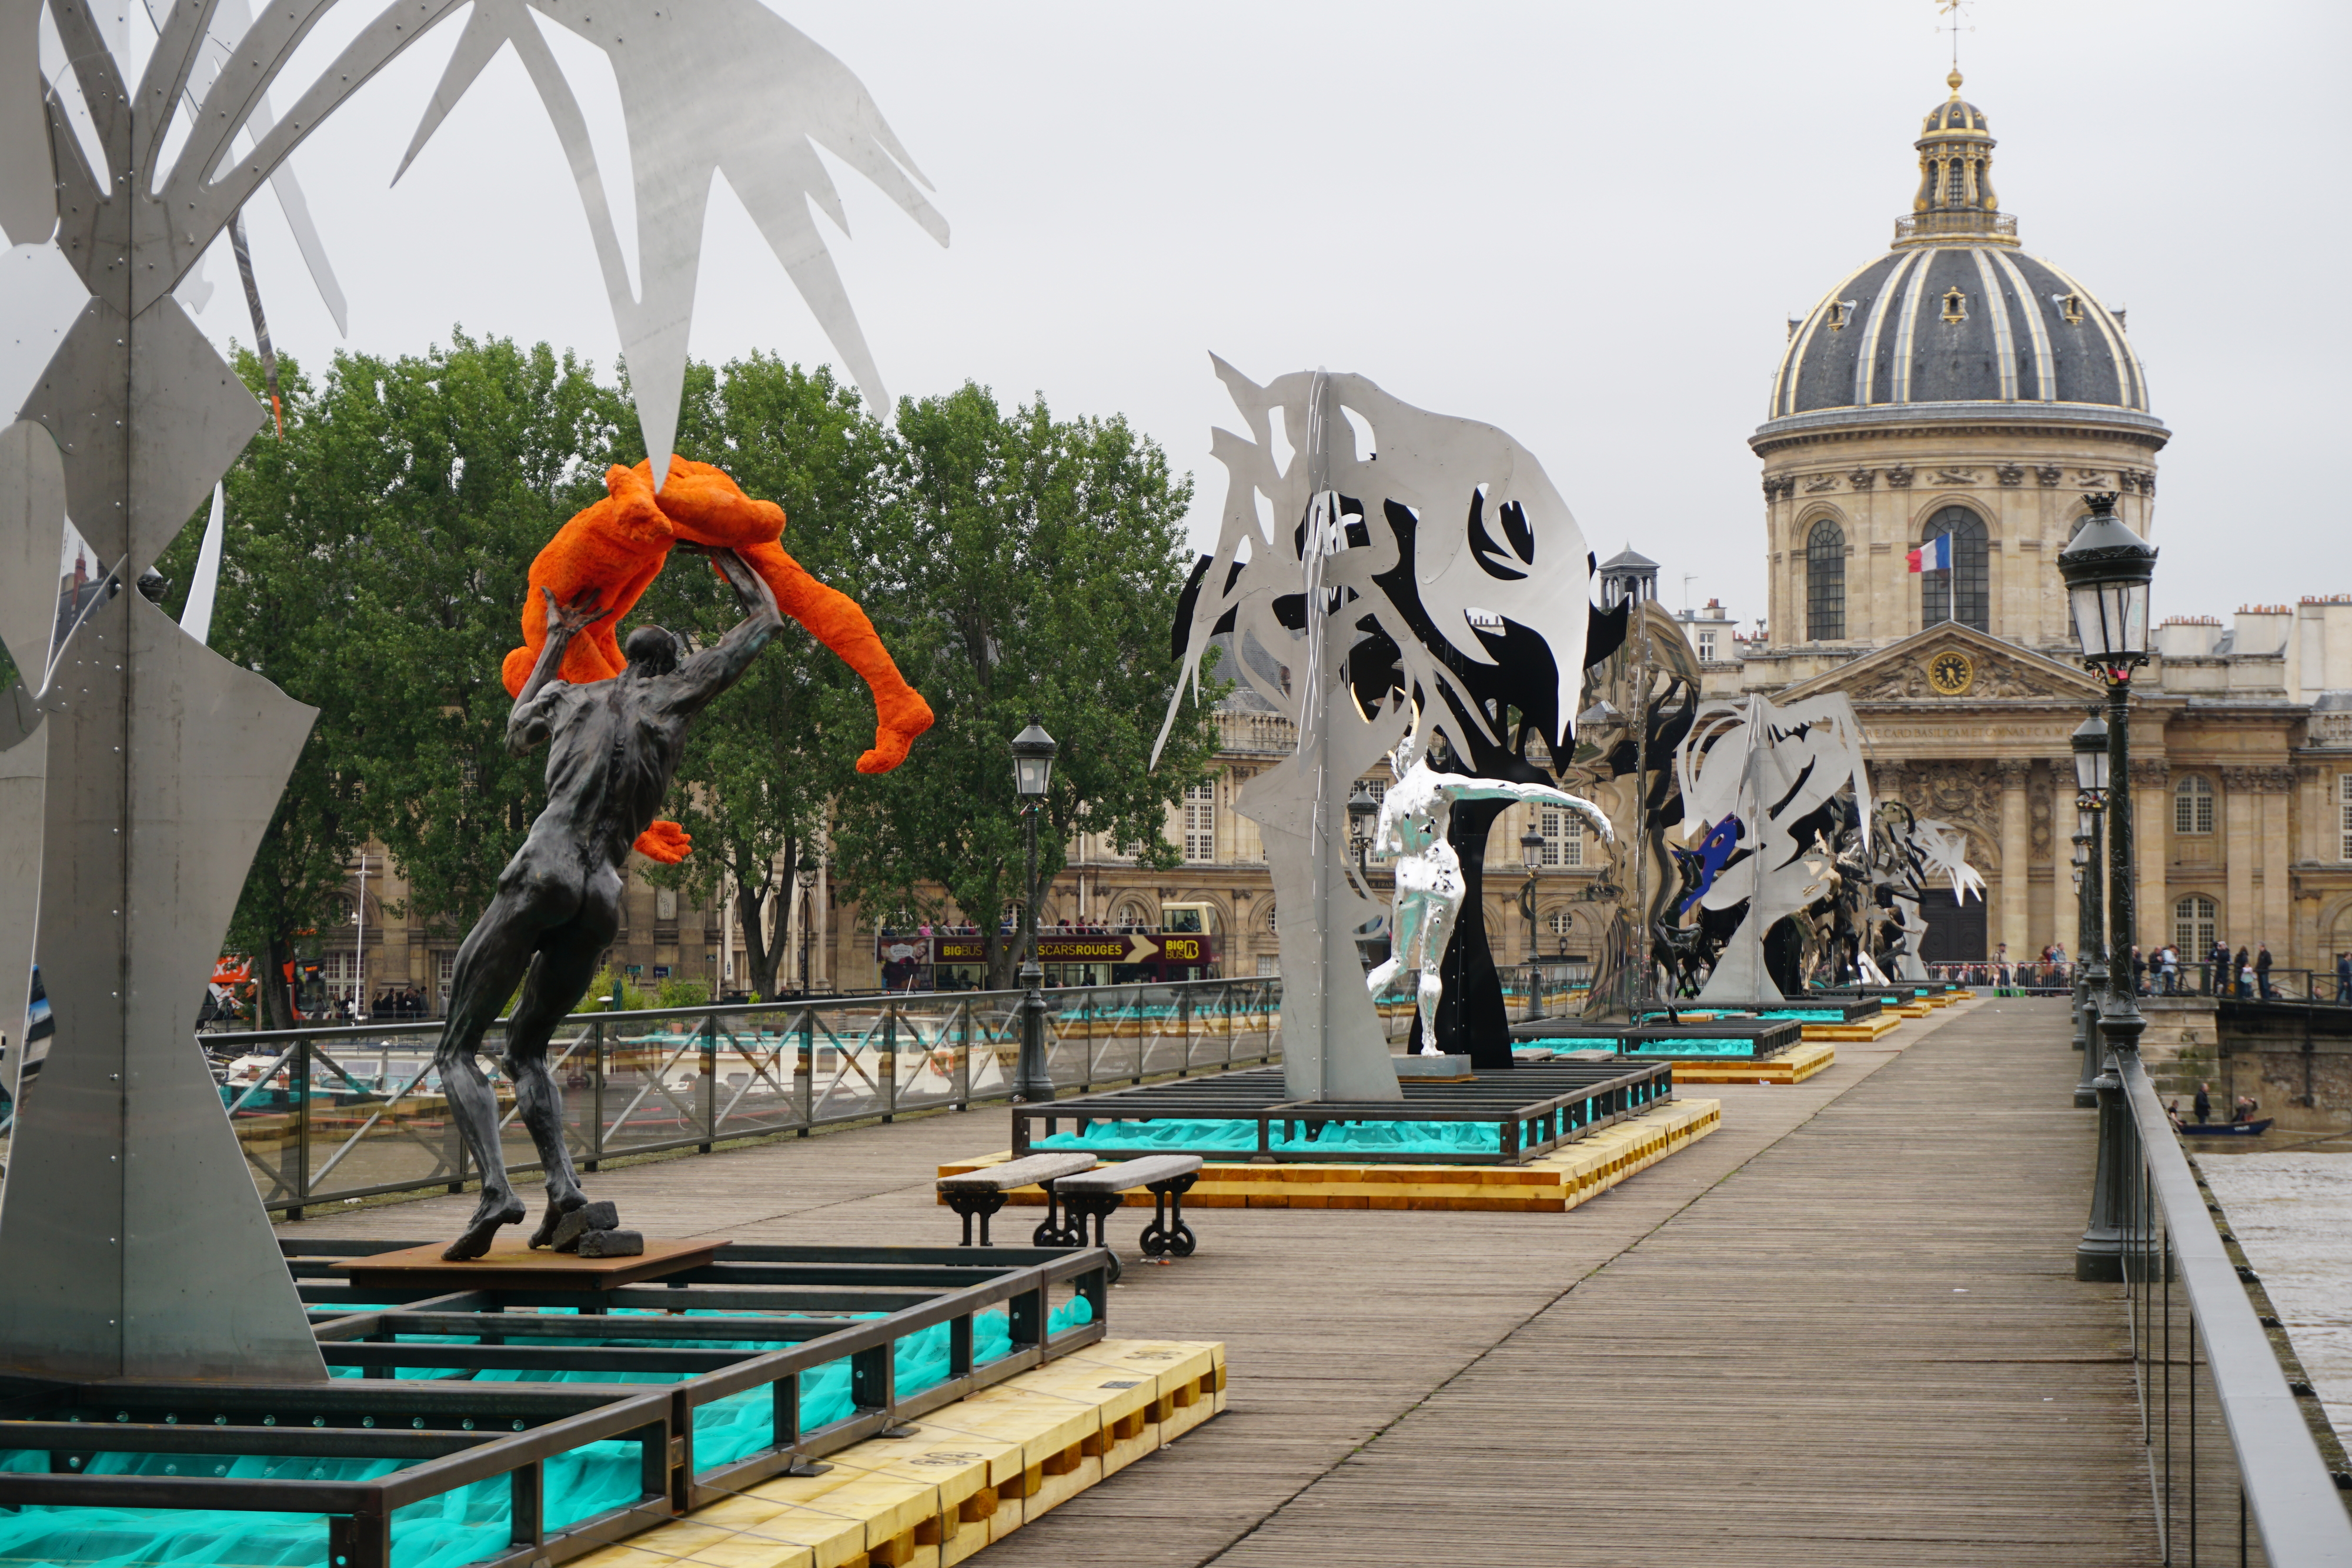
[{"xmin": 1768, "ymin": 245, "xmax": 2149, "ymax": 420}]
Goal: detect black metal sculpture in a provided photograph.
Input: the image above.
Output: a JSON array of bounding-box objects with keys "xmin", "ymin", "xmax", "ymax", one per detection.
[{"xmin": 435, "ymin": 548, "xmax": 783, "ymax": 1259}]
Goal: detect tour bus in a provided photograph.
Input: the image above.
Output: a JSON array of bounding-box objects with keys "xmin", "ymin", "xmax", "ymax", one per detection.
[{"xmin": 876, "ymin": 903, "xmax": 1221, "ymax": 991}]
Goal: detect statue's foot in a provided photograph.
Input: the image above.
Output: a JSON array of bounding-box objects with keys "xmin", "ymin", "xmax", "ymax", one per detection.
[
  {"xmin": 856, "ymin": 693, "xmax": 934, "ymax": 775},
  {"xmin": 529, "ymin": 1189, "xmax": 590, "ymax": 1249},
  {"xmin": 442, "ymin": 1195, "xmax": 527, "ymax": 1261}
]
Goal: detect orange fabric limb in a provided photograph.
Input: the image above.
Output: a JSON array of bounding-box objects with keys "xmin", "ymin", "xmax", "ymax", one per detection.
[
  {"xmin": 502, "ymin": 464, "xmax": 674, "ymax": 696},
  {"xmin": 737, "ymin": 539, "xmax": 934, "ymax": 774},
  {"xmin": 497, "ymin": 457, "xmax": 931, "ymax": 861}
]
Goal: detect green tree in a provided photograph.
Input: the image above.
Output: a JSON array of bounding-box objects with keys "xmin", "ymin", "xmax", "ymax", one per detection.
[
  {"xmin": 617, "ymin": 354, "xmax": 897, "ymax": 998},
  {"xmin": 828, "ymin": 383, "xmax": 1223, "ymax": 988},
  {"xmin": 323, "ymin": 332, "xmax": 626, "ymax": 933}
]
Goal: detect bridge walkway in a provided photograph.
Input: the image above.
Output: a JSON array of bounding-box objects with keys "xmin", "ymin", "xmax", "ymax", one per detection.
[{"xmin": 282, "ymin": 995, "xmax": 2159, "ymax": 1566}]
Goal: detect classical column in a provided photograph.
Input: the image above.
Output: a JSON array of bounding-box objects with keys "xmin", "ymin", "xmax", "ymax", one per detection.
[
  {"xmin": 2222, "ymin": 764, "xmax": 2257, "ymax": 957},
  {"xmin": 2259, "ymin": 766, "xmax": 2294, "ymax": 965},
  {"xmin": 2134, "ymin": 757, "xmax": 2169, "ymax": 955},
  {"xmin": 1995, "ymin": 760, "xmax": 2033, "ymax": 961},
  {"xmin": 2050, "ymin": 758, "xmax": 2078, "ymax": 961}
]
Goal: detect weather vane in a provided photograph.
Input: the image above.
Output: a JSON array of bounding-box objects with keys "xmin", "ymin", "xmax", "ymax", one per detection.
[{"xmin": 1937, "ymin": 0, "xmax": 1975, "ymax": 75}]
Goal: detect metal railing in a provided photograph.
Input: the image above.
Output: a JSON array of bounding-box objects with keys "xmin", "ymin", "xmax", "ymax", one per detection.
[
  {"xmin": 2113, "ymin": 1053, "xmax": 2352, "ymax": 1564},
  {"xmin": 169, "ymin": 977, "xmax": 1281, "ymax": 1219}
]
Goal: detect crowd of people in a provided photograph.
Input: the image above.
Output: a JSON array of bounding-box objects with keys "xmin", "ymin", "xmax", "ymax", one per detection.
[{"xmin": 1935, "ymin": 938, "xmax": 2352, "ymax": 1002}]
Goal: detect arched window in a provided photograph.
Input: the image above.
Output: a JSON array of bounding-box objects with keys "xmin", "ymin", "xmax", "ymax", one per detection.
[
  {"xmin": 1547, "ymin": 910, "xmax": 1577, "ymax": 936},
  {"xmin": 2174, "ymin": 775, "xmax": 2215, "ymax": 836},
  {"xmin": 2173, "ymin": 895, "xmax": 2216, "ymax": 958},
  {"xmin": 1920, "ymin": 506, "xmax": 1990, "ymax": 631},
  {"xmin": 1805, "ymin": 519, "xmax": 1846, "ymax": 641},
  {"xmin": 1265, "ymin": 901, "xmax": 1279, "ymax": 935}
]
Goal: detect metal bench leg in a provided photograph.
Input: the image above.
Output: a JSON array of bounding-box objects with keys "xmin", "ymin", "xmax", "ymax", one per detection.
[
  {"xmin": 1032, "ymin": 1178, "xmax": 1080, "ymax": 1248},
  {"xmin": 1140, "ymin": 1173, "xmax": 1198, "ymax": 1259},
  {"xmin": 948, "ymin": 1191, "xmax": 1007, "ymax": 1246}
]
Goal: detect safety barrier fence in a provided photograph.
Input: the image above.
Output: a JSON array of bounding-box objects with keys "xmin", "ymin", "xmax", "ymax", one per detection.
[
  {"xmin": 156, "ymin": 978, "xmax": 1281, "ymax": 1219},
  {"xmin": 2113, "ymin": 1053, "xmax": 2352, "ymax": 1565}
]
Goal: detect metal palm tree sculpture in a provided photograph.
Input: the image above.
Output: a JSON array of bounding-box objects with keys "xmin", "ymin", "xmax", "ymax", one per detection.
[{"xmin": 0, "ymin": 0, "xmax": 943, "ymax": 1382}]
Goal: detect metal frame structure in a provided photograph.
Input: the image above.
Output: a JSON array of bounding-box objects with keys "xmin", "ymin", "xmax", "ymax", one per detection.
[
  {"xmin": 2109, "ymin": 1055, "xmax": 2352, "ymax": 1566},
  {"xmin": 0, "ymin": 1239, "xmax": 1110, "ymax": 1568},
  {"xmin": 1008, "ymin": 1062, "xmax": 1675, "ymax": 1166},
  {"xmin": 134, "ymin": 978, "xmax": 1282, "ymax": 1219},
  {"xmin": 1513, "ymin": 1018, "xmax": 1809, "ymax": 1063}
]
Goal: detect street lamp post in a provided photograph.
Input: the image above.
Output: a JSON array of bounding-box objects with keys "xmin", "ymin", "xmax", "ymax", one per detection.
[
  {"xmin": 2057, "ymin": 493, "xmax": 2157, "ymax": 1282},
  {"xmin": 2070, "ymin": 711, "xmax": 2109, "ymax": 1108},
  {"xmin": 794, "ymin": 851, "xmax": 819, "ymax": 997},
  {"xmin": 1518, "ymin": 825, "xmax": 1544, "ymax": 1021},
  {"xmin": 1010, "ymin": 717, "xmax": 1058, "ymax": 1104}
]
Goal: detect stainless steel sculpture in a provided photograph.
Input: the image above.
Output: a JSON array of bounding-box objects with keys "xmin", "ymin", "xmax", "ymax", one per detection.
[
  {"xmin": 0, "ymin": 0, "xmax": 941, "ymax": 1379},
  {"xmin": 1870, "ymin": 800, "xmax": 1983, "ymax": 982},
  {"xmin": 1157, "ymin": 362, "xmax": 1595, "ymax": 1099},
  {"xmin": 1367, "ymin": 756, "xmax": 1608, "ymax": 1053},
  {"xmin": 1672, "ymin": 693, "xmax": 1873, "ymax": 1006}
]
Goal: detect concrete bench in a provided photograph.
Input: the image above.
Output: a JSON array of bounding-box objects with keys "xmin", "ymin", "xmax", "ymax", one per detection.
[
  {"xmin": 936, "ymin": 1152, "xmax": 1098, "ymax": 1246},
  {"xmin": 1039, "ymin": 1155, "xmax": 1204, "ymax": 1272}
]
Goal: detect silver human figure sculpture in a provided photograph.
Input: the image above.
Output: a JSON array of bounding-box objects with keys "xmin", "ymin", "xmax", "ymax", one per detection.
[
  {"xmin": 1365, "ymin": 758, "xmax": 1610, "ymax": 1054},
  {"xmin": 435, "ymin": 549, "xmax": 780, "ymax": 1261}
]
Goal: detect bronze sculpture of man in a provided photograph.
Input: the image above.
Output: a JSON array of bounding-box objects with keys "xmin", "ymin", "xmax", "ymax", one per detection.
[{"xmin": 434, "ymin": 547, "xmax": 781, "ymax": 1259}]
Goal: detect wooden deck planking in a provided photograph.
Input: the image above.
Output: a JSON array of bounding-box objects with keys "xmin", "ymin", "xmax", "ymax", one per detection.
[{"xmin": 278, "ymin": 997, "xmax": 2162, "ymax": 1566}]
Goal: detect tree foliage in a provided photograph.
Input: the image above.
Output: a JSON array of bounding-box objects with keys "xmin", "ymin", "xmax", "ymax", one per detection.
[
  {"xmin": 828, "ymin": 384, "xmax": 1223, "ymax": 988},
  {"xmin": 616, "ymin": 355, "xmax": 893, "ymax": 998},
  {"xmin": 172, "ymin": 342, "xmax": 1211, "ymax": 1004}
]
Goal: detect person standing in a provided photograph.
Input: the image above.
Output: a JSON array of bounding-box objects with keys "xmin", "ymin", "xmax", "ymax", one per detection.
[
  {"xmin": 2256, "ymin": 942, "xmax": 2274, "ymax": 999},
  {"xmin": 2233, "ymin": 945, "xmax": 2252, "ymax": 1001},
  {"xmin": 2193, "ymin": 1081, "xmax": 2211, "ymax": 1125},
  {"xmin": 2336, "ymin": 951, "xmax": 2350, "ymax": 1004},
  {"xmin": 2130, "ymin": 946, "xmax": 2146, "ymax": 997},
  {"xmin": 2209, "ymin": 938, "xmax": 2229, "ymax": 997}
]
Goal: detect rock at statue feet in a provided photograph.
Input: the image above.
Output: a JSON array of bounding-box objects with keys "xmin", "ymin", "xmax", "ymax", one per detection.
[
  {"xmin": 443, "ymin": 1193, "xmax": 529, "ymax": 1261},
  {"xmin": 529, "ymin": 1188, "xmax": 592, "ymax": 1250},
  {"xmin": 550, "ymin": 1200, "xmax": 622, "ymax": 1253}
]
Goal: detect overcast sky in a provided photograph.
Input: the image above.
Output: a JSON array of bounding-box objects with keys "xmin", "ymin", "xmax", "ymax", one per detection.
[{"xmin": 9, "ymin": 0, "xmax": 2344, "ymax": 630}]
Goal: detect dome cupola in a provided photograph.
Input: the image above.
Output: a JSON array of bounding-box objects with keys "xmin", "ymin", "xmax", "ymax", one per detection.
[
  {"xmin": 1902, "ymin": 71, "xmax": 2009, "ymax": 247},
  {"xmin": 1760, "ymin": 73, "xmax": 2159, "ymax": 426}
]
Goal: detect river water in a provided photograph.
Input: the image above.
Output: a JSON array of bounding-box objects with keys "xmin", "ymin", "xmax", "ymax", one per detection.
[{"xmin": 2197, "ymin": 1151, "xmax": 2352, "ymax": 1449}]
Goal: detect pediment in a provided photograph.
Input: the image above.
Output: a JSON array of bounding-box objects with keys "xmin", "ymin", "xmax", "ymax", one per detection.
[{"xmin": 1778, "ymin": 624, "xmax": 2102, "ymax": 706}]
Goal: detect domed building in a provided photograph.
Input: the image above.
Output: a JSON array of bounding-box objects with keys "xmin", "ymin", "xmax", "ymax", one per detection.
[
  {"xmin": 1724, "ymin": 73, "xmax": 2352, "ymax": 993},
  {"xmin": 1747, "ymin": 71, "xmax": 2164, "ymax": 659}
]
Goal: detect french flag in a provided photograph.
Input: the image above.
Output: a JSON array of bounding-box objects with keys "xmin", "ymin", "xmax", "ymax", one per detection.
[{"xmin": 1907, "ymin": 533, "xmax": 1953, "ymax": 573}]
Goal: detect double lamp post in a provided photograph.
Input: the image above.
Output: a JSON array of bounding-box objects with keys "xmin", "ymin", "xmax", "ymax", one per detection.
[{"xmin": 2052, "ymin": 492, "xmax": 2159, "ymax": 1282}]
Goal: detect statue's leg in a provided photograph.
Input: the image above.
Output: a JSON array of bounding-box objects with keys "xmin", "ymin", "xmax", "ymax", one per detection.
[
  {"xmin": 433, "ymin": 890, "xmax": 549, "ymax": 1261},
  {"xmin": 503, "ymin": 921, "xmax": 607, "ymax": 1247},
  {"xmin": 1412, "ymin": 894, "xmax": 1460, "ymax": 1055}
]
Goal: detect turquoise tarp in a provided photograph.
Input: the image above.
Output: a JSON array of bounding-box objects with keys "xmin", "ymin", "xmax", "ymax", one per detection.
[{"xmin": 0, "ymin": 1296, "xmax": 1091, "ymax": 1568}]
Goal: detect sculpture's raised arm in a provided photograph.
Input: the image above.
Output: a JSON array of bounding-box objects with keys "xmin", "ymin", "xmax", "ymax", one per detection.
[{"xmin": 506, "ymin": 587, "xmax": 609, "ymax": 755}]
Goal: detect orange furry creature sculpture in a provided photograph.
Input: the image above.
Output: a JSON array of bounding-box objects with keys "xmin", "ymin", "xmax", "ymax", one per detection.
[{"xmin": 502, "ymin": 459, "xmax": 934, "ymax": 863}]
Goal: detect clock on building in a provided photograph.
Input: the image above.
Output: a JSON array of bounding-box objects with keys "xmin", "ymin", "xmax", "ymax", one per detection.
[{"xmin": 1927, "ymin": 650, "xmax": 1975, "ymax": 696}]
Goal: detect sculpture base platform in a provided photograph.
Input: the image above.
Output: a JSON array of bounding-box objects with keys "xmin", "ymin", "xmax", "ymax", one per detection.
[
  {"xmin": 1657, "ymin": 1041, "xmax": 1837, "ymax": 1085},
  {"xmin": 946, "ymin": 1097, "xmax": 1720, "ymax": 1215},
  {"xmin": 331, "ymin": 1235, "xmax": 727, "ymax": 1294},
  {"xmin": 1391, "ymin": 1053, "xmax": 1474, "ymax": 1082},
  {"xmin": 1513, "ymin": 1018, "xmax": 1807, "ymax": 1059},
  {"xmin": 1009, "ymin": 1063, "xmax": 1676, "ymax": 1167}
]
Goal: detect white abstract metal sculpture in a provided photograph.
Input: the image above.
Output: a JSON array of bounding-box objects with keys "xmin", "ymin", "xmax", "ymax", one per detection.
[
  {"xmin": 1673, "ymin": 693, "xmax": 1873, "ymax": 1004},
  {"xmin": 1156, "ymin": 361, "xmax": 1598, "ymax": 1099},
  {"xmin": 0, "ymin": 0, "xmax": 940, "ymax": 1382},
  {"xmin": 1367, "ymin": 755, "xmax": 1609, "ymax": 1054},
  {"xmin": 1872, "ymin": 801, "xmax": 1983, "ymax": 982}
]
